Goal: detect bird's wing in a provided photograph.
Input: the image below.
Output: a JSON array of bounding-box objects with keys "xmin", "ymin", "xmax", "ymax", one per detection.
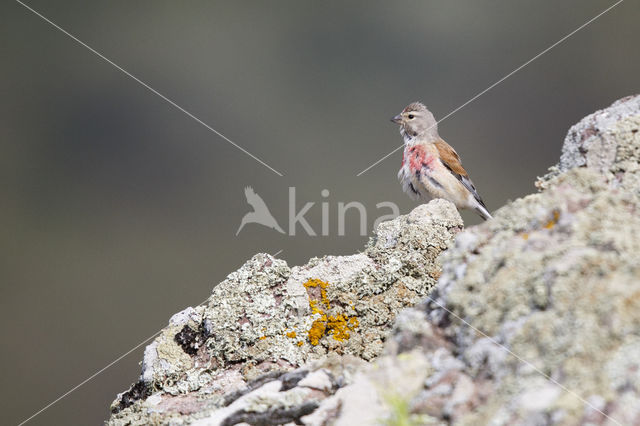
[
  {"xmin": 244, "ymin": 186, "xmax": 265, "ymax": 210},
  {"xmin": 434, "ymin": 139, "xmax": 488, "ymax": 210},
  {"xmin": 434, "ymin": 139, "xmax": 466, "ymax": 176}
]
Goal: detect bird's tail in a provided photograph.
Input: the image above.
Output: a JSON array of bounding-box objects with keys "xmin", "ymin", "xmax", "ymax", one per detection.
[{"xmin": 474, "ymin": 202, "xmax": 493, "ymax": 221}]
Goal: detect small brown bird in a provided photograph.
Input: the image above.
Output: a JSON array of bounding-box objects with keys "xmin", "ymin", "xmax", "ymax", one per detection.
[{"xmin": 392, "ymin": 102, "xmax": 492, "ymax": 220}]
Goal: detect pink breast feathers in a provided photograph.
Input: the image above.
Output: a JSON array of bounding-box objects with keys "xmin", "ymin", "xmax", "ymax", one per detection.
[{"xmin": 407, "ymin": 145, "xmax": 436, "ymax": 174}]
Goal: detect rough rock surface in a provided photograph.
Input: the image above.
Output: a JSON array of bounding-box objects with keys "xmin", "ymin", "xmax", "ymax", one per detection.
[
  {"xmin": 541, "ymin": 94, "xmax": 640, "ymax": 193},
  {"xmin": 108, "ymin": 200, "xmax": 463, "ymax": 425},
  {"xmin": 108, "ymin": 95, "xmax": 640, "ymax": 425}
]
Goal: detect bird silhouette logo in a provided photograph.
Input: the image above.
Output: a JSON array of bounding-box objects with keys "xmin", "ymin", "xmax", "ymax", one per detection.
[{"xmin": 236, "ymin": 186, "xmax": 285, "ymax": 236}]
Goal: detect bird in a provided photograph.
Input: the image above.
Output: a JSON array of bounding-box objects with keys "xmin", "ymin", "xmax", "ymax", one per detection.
[
  {"xmin": 236, "ymin": 186, "xmax": 285, "ymax": 235},
  {"xmin": 392, "ymin": 102, "xmax": 492, "ymax": 220}
]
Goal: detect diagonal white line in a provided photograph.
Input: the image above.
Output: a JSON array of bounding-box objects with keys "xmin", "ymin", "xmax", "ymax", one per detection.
[
  {"xmin": 17, "ymin": 329, "xmax": 163, "ymax": 426},
  {"xmin": 425, "ymin": 295, "xmax": 622, "ymax": 426},
  {"xmin": 357, "ymin": 0, "xmax": 625, "ymax": 176},
  {"xmin": 356, "ymin": 145, "xmax": 404, "ymax": 177},
  {"xmin": 16, "ymin": 248, "xmax": 285, "ymax": 425},
  {"xmin": 16, "ymin": 0, "xmax": 284, "ymax": 177}
]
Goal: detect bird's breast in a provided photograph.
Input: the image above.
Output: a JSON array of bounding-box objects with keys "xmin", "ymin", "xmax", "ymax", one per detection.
[{"xmin": 405, "ymin": 144, "xmax": 437, "ymax": 176}]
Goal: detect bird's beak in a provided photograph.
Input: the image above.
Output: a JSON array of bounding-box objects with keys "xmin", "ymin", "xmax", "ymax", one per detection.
[{"xmin": 391, "ymin": 114, "xmax": 403, "ymax": 124}]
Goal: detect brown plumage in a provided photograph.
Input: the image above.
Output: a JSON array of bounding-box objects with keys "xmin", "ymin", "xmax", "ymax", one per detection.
[{"xmin": 434, "ymin": 140, "xmax": 466, "ymax": 176}]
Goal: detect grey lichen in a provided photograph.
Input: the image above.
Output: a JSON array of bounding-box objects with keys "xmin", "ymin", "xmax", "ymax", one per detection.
[
  {"xmin": 429, "ymin": 166, "xmax": 640, "ymax": 424},
  {"xmin": 539, "ymin": 94, "xmax": 640, "ymax": 192},
  {"xmin": 108, "ymin": 199, "xmax": 463, "ymax": 425},
  {"xmin": 366, "ymin": 95, "xmax": 640, "ymax": 425}
]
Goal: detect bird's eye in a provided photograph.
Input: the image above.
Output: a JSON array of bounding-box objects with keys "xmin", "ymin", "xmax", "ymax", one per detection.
[{"xmin": 408, "ymin": 114, "xmax": 415, "ymax": 119}]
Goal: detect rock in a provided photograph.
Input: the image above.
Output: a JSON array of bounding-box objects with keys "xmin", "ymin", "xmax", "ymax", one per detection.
[
  {"xmin": 340, "ymin": 95, "xmax": 640, "ymax": 425},
  {"xmin": 538, "ymin": 94, "xmax": 640, "ymax": 193},
  {"xmin": 107, "ymin": 95, "xmax": 640, "ymax": 425},
  {"xmin": 107, "ymin": 200, "xmax": 463, "ymax": 425}
]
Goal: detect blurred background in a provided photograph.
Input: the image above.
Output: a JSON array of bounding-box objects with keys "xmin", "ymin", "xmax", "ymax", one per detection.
[{"xmin": 2, "ymin": 0, "xmax": 638, "ymax": 424}]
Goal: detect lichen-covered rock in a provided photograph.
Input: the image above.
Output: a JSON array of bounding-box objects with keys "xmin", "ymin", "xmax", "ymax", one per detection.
[
  {"xmin": 319, "ymin": 95, "xmax": 640, "ymax": 425},
  {"xmin": 108, "ymin": 95, "xmax": 640, "ymax": 426},
  {"xmin": 107, "ymin": 200, "xmax": 463, "ymax": 425},
  {"xmin": 419, "ymin": 97, "xmax": 640, "ymax": 425},
  {"xmin": 390, "ymin": 170, "xmax": 640, "ymax": 425},
  {"xmin": 539, "ymin": 94, "xmax": 640, "ymax": 193}
]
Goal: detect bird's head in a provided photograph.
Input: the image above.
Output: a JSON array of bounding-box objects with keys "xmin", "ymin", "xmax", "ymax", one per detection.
[{"xmin": 391, "ymin": 102, "xmax": 438, "ymax": 141}]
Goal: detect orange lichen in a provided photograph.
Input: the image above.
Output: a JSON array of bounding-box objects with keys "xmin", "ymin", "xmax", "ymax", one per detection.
[
  {"xmin": 304, "ymin": 278, "xmax": 331, "ymax": 310},
  {"xmin": 308, "ymin": 318, "xmax": 327, "ymax": 346},
  {"xmin": 522, "ymin": 233, "xmax": 529, "ymax": 240},
  {"xmin": 259, "ymin": 336, "xmax": 267, "ymax": 340},
  {"xmin": 297, "ymin": 341, "xmax": 304, "ymax": 346},
  {"xmin": 286, "ymin": 331, "xmax": 297, "ymax": 338},
  {"xmin": 303, "ymin": 278, "xmax": 359, "ymax": 346},
  {"xmin": 308, "ymin": 300, "xmax": 322, "ymax": 315},
  {"xmin": 544, "ymin": 210, "xmax": 560, "ymax": 229},
  {"xmin": 326, "ymin": 314, "xmax": 354, "ymax": 342}
]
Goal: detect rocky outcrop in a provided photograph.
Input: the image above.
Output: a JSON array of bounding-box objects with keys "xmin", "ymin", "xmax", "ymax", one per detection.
[
  {"xmin": 108, "ymin": 200, "xmax": 463, "ymax": 425},
  {"xmin": 541, "ymin": 94, "xmax": 640, "ymax": 193},
  {"xmin": 108, "ymin": 95, "xmax": 640, "ymax": 425}
]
